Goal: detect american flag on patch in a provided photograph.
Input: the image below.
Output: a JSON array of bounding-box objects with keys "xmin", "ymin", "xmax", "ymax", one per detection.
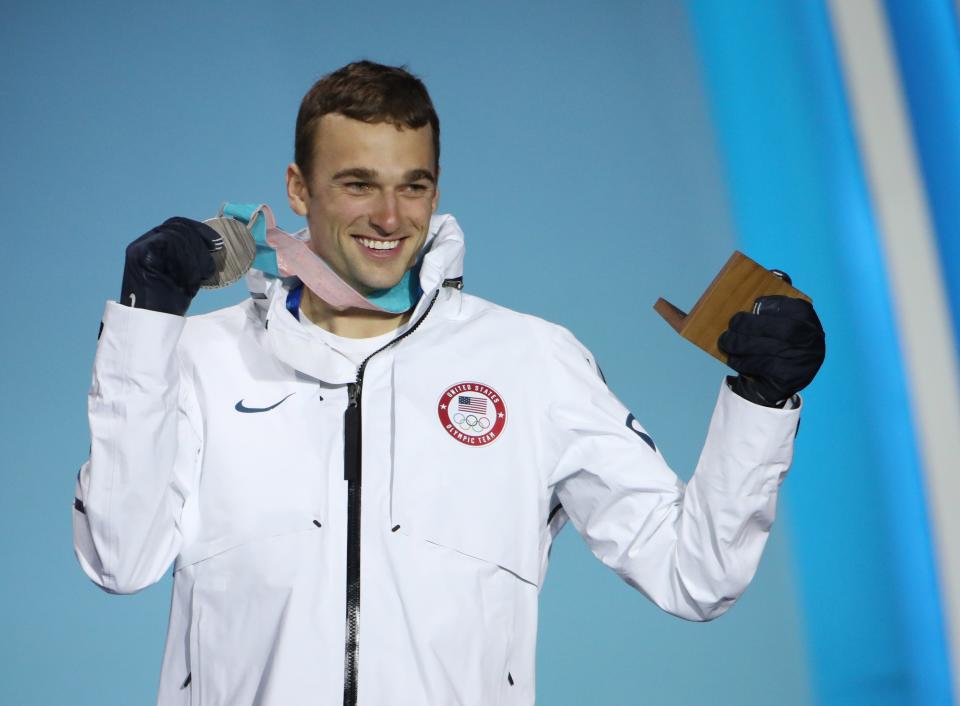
[{"xmin": 458, "ymin": 396, "xmax": 487, "ymax": 414}]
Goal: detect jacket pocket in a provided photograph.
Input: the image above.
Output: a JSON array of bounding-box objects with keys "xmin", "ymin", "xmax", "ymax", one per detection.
[
  {"xmin": 180, "ymin": 519, "xmax": 324, "ymax": 705},
  {"xmin": 174, "ymin": 512, "xmax": 318, "ymax": 571}
]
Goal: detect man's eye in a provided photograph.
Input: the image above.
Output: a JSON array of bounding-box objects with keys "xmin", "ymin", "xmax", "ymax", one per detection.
[
  {"xmin": 404, "ymin": 183, "xmax": 429, "ymax": 194},
  {"xmin": 345, "ymin": 182, "xmax": 371, "ymax": 193}
]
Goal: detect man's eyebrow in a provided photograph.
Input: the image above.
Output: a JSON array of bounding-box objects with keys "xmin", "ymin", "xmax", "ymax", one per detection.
[
  {"xmin": 331, "ymin": 167, "xmax": 379, "ymax": 181},
  {"xmin": 403, "ymin": 169, "xmax": 436, "ymax": 184},
  {"xmin": 330, "ymin": 167, "xmax": 436, "ymax": 184}
]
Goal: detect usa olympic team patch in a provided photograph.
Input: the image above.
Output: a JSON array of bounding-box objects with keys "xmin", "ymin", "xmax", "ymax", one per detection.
[{"xmin": 437, "ymin": 382, "xmax": 506, "ymax": 446}]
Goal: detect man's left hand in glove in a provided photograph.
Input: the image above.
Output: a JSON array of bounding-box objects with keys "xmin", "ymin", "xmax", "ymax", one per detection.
[{"xmin": 718, "ymin": 295, "xmax": 826, "ymax": 408}]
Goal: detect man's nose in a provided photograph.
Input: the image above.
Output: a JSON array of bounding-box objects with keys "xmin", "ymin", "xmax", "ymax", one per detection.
[{"xmin": 369, "ymin": 192, "xmax": 400, "ymax": 235}]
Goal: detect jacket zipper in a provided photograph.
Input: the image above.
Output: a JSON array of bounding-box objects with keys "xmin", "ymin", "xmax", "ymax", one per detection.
[{"xmin": 341, "ymin": 291, "xmax": 439, "ymax": 706}]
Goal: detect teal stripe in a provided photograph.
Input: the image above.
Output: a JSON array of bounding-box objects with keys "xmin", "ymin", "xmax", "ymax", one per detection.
[
  {"xmin": 686, "ymin": 1, "xmax": 953, "ymax": 704},
  {"xmin": 883, "ymin": 0, "xmax": 960, "ymax": 370}
]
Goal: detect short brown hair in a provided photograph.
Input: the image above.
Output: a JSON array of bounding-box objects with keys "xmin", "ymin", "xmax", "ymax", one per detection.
[{"xmin": 294, "ymin": 60, "xmax": 440, "ymax": 182}]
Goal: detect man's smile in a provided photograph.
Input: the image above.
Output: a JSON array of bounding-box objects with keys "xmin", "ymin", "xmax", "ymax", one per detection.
[
  {"xmin": 355, "ymin": 236, "xmax": 401, "ymax": 250},
  {"xmin": 352, "ymin": 234, "xmax": 408, "ymax": 259}
]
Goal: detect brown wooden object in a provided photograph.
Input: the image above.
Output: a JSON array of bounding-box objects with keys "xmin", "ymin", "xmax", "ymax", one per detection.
[{"xmin": 654, "ymin": 251, "xmax": 813, "ymax": 364}]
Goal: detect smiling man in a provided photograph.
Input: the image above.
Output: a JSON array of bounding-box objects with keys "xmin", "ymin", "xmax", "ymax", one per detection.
[{"xmin": 73, "ymin": 61, "xmax": 825, "ymax": 706}]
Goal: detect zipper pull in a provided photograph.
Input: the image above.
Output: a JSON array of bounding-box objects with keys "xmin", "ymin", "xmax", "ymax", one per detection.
[{"xmin": 344, "ymin": 383, "xmax": 361, "ymax": 482}]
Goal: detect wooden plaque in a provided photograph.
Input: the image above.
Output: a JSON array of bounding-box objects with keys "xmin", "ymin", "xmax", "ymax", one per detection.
[{"xmin": 654, "ymin": 251, "xmax": 812, "ymax": 364}]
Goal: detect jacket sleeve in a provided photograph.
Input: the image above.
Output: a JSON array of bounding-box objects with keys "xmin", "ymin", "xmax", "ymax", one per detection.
[
  {"xmin": 545, "ymin": 326, "xmax": 799, "ymax": 621},
  {"xmin": 72, "ymin": 301, "xmax": 203, "ymax": 594}
]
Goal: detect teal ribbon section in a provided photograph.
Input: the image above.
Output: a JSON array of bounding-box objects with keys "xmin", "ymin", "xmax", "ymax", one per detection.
[
  {"xmin": 222, "ymin": 202, "xmax": 278, "ymax": 276},
  {"xmin": 367, "ymin": 264, "xmax": 423, "ymax": 313}
]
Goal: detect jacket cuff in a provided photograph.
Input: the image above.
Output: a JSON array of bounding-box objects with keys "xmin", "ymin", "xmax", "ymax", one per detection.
[
  {"xmin": 710, "ymin": 379, "xmax": 801, "ymax": 474},
  {"xmin": 723, "ymin": 375, "xmax": 802, "ymax": 411}
]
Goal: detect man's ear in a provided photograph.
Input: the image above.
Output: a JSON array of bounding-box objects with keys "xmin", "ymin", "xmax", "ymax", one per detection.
[{"xmin": 286, "ymin": 163, "xmax": 309, "ymax": 217}]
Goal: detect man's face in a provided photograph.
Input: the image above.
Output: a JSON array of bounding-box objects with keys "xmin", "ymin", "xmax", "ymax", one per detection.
[{"xmin": 286, "ymin": 113, "xmax": 439, "ymax": 295}]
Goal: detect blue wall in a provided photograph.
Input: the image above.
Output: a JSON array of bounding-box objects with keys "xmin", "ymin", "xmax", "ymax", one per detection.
[{"xmin": 1, "ymin": 1, "xmax": 814, "ymax": 704}]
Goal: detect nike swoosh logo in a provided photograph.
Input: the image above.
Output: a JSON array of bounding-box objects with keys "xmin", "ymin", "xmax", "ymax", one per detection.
[{"xmin": 235, "ymin": 393, "xmax": 296, "ymax": 414}]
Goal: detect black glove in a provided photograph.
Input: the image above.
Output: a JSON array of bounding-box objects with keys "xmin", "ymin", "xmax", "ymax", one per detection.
[
  {"xmin": 718, "ymin": 295, "xmax": 825, "ymax": 407},
  {"xmin": 120, "ymin": 217, "xmax": 221, "ymax": 316}
]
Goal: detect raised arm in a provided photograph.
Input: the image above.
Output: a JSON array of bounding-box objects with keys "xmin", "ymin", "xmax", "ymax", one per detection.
[
  {"xmin": 546, "ymin": 302, "xmax": 821, "ymax": 619},
  {"xmin": 72, "ymin": 218, "xmax": 217, "ymax": 593}
]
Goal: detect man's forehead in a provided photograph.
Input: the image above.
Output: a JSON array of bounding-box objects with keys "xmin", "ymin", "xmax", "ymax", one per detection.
[{"xmin": 313, "ymin": 113, "xmax": 435, "ymax": 170}]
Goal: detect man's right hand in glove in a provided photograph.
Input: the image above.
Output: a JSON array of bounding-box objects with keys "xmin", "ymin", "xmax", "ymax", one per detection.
[{"xmin": 120, "ymin": 217, "xmax": 222, "ymax": 316}]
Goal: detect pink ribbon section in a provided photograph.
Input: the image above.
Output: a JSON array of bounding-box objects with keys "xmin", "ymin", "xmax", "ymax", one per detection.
[{"xmin": 255, "ymin": 204, "xmax": 387, "ymax": 312}]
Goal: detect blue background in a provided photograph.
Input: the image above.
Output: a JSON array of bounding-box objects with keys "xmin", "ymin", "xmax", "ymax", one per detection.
[{"xmin": 2, "ymin": 1, "xmax": 818, "ymax": 704}]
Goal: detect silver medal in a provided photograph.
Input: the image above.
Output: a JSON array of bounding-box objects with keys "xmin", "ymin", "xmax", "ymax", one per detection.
[{"xmin": 200, "ymin": 216, "xmax": 257, "ymax": 288}]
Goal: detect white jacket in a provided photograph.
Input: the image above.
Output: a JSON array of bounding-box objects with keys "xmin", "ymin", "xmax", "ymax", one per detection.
[{"xmin": 73, "ymin": 215, "xmax": 800, "ymax": 706}]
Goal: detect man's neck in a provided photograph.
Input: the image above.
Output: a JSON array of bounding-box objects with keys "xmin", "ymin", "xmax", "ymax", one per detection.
[{"xmin": 299, "ymin": 286, "xmax": 412, "ymax": 339}]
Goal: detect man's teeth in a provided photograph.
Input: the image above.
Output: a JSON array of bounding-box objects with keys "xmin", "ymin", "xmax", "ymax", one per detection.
[{"xmin": 357, "ymin": 237, "xmax": 400, "ymax": 251}]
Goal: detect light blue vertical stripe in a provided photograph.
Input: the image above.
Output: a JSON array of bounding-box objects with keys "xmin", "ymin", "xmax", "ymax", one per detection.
[
  {"xmin": 883, "ymin": 0, "xmax": 960, "ymax": 366},
  {"xmin": 685, "ymin": 1, "xmax": 954, "ymax": 704}
]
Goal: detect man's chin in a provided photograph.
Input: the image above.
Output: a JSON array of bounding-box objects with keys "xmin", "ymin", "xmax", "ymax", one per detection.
[
  {"xmin": 351, "ymin": 265, "xmax": 416, "ymax": 294},
  {"xmin": 351, "ymin": 273, "xmax": 405, "ymax": 295}
]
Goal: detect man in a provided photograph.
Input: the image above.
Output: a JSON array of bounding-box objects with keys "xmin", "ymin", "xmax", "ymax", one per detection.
[{"xmin": 73, "ymin": 61, "xmax": 825, "ymax": 705}]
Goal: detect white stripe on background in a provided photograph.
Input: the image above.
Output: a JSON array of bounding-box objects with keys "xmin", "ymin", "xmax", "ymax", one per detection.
[{"xmin": 828, "ymin": 0, "xmax": 960, "ymax": 694}]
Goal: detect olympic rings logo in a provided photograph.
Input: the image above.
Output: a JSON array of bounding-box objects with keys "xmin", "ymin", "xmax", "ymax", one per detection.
[{"xmin": 452, "ymin": 412, "xmax": 492, "ymax": 433}]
